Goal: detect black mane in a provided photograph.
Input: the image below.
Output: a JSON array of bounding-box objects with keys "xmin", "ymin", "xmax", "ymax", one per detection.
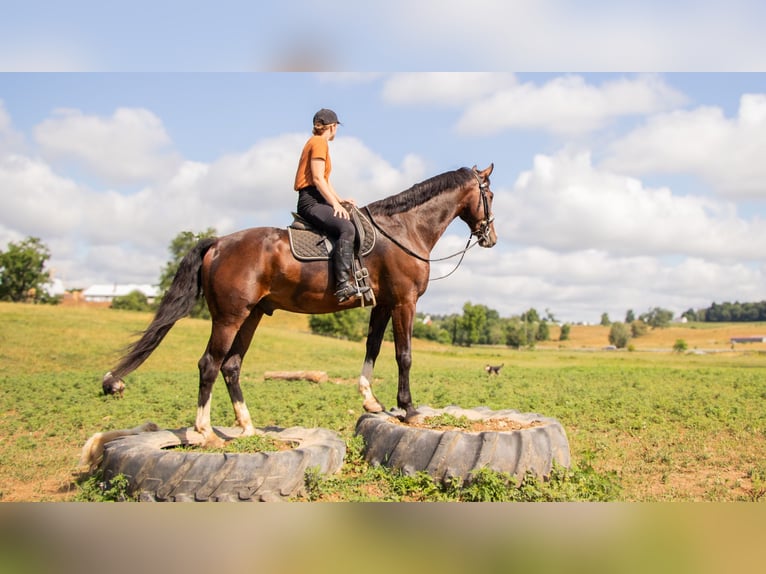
[{"xmin": 367, "ymin": 167, "xmax": 474, "ymax": 216}]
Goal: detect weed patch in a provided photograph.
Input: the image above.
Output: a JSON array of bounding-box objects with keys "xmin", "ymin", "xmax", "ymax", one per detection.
[{"xmin": 75, "ymin": 471, "xmax": 135, "ymax": 502}]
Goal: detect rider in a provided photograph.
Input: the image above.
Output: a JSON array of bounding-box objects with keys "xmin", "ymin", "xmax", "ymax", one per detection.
[{"xmin": 293, "ymin": 108, "xmax": 369, "ymax": 303}]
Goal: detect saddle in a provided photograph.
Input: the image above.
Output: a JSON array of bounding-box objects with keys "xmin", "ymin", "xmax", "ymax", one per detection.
[{"xmin": 287, "ymin": 206, "xmax": 376, "ymax": 305}]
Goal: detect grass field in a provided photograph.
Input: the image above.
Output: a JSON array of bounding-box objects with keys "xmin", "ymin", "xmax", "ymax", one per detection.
[{"xmin": 1, "ymin": 302, "xmax": 765, "ymax": 502}]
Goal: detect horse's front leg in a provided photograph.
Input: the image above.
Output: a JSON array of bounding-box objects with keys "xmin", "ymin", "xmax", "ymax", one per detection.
[
  {"xmin": 359, "ymin": 305, "xmax": 391, "ymax": 413},
  {"xmin": 391, "ymin": 303, "xmax": 418, "ymax": 422}
]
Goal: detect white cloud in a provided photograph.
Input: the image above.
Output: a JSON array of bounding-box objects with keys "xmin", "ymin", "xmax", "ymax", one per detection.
[
  {"xmin": 602, "ymin": 94, "xmax": 766, "ymax": 198},
  {"xmin": 0, "ymin": 154, "xmax": 85, "ymax": 237},
  {"xmin": 456, "ymin": 75, "xmax": 687, "ymax": 136},
  {"xmin": 382, "ymin": 73, "xmax": 518, "ymax": 107},
  {"xmin": 332, "ymin": 137, "xmax": 428, "ymax": 202},
  {"xmin": 34, "ymin": 107, "xmax": 183, "ymax": 186},
  {"xmin": 500, "ymin": 150, "xmax": 766, "ymax": 261},
  {"xmin": 0, "ymin": 100, "xmax": 26, "ymax": 155}
]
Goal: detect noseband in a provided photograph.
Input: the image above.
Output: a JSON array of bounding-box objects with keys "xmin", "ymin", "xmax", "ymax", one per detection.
[{"xmin": 471, "ymin": 169, "xmax": 495, "ymax": 244}]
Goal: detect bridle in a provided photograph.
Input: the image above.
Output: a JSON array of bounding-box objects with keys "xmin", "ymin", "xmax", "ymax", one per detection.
[
  {"xmin": 364, "ymin": 168, "xmax": 494, "ymax": 281},
  {"xmin": 471, "ymin": 168, "xmax": 495, "ymax": 246}
]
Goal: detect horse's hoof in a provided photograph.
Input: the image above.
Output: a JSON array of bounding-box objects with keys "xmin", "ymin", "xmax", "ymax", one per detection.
[
  {"xmin": 363, "ymin": 398, "xmax": 385, "ymax": 413},
  {"xmin": 397, "ymin": 409, "xmax": 422, "ymax": 425},
  {"xmin": 200, "ymin": 434, "xmax": 227, "ymax": 449}
]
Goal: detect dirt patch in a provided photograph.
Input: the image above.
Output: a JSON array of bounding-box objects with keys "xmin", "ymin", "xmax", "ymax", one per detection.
[
  {"xmin": 393, "ymin": 416, "xmax": 545, "ymax": 433},
  {"xmin": 172, "ymin": 434, "xmax": 296, "ymax": 453},
  {"xmin": 1, "ymin": 473, "xmax": 77, "ymax": 502}
]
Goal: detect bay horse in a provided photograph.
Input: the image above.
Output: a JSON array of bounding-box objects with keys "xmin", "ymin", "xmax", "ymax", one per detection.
[{"xmin": 102, "ymin": 164, "xmax": 496, "ymax": 446}]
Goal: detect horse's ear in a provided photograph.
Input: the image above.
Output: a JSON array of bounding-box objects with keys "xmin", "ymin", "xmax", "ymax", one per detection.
[{"xmin": 479, "ymin": 163, "xmax": 494, "ymax": 178}]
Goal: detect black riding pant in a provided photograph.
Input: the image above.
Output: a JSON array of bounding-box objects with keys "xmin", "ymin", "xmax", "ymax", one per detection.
[{"xmin": 296, "ymin": 187, "xmax": 355, "ymax": 243}]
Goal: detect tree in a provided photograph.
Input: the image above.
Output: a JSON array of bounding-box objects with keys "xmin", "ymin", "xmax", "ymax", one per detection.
[
  {"xmin": 630, "ymin": 320, "xmax": 648, "ymax": 338},
  {"xmin": 412, "ymin": 317, "xmax": 451, "ymax": 344},
  {"xmin": 600, "ymin": 312, "xmax": 611, "ymax": 326},
  {"xmin": 673, "ymin": 339, "xmax": 688, "ymax": 353},
  {"xmin": 111, "ymin": 290, "xmax": 151, "ymax": 312},
  {"xmin": 536, "ymin": 320, "xmax": 550, "ymax": 342},
  {"xmin": 0, "ymin": 237, "xmax": 53, "ymax": 303},
  {"xmin": 608, "ymin": 322, "xmax": 630, "ymax": 348},
  {"xmin": 309, "ymin": 308, "xmax": 370, "ymax": 341},
  {"xmin": 456, "ymin": 302, "xmax": 489, "ymax": 347},
  {"xmin": 625, "ymin": 309, "xmax": 635, "ymax": 323},
  {"xmin": 640, "ymin": 307, "xmax": 674, "ymax": 328},
  {"xmin": 681, "ymin": 308, "xmax": 698, "ymax": 322},
  {"xmin": 521, "ymin": 308, "xmax": 540, "ymax": 323},
  {"xmin": 159, "ymin": 228, "xmax": 217, "ymax": 318},
  {"xmin": 504, "ymin": 318, "xmax": 529, "ymax": 349},
  {"xmin": 559, "ymin": 323, "xmax": 571, "ymax": 341}
]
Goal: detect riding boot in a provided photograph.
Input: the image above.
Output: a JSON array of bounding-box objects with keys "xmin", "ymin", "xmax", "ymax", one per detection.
[{"xmin": 333, "ymin": 239, "xmax": 370, "ymax": 302}]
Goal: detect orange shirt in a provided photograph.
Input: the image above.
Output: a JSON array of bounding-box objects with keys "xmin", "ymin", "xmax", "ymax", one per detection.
[{"xmin": 293, "ymin": 135, "xmax": 332, "ymax": 190}]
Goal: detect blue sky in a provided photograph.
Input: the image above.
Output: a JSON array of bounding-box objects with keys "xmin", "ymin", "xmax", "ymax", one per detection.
[
  {"xmin": 2, "ymin": 1, "xmax": 766, "ymax": 71},
  {"xmin": 1, "ymin": 2, "xmax": 766, "ymax": 323},
  {"xmin": 2, "ymin": 72, "xmax": 766, "ymax": 324}
]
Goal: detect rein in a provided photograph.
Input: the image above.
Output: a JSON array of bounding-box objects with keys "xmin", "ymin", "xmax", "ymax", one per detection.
[{"xmin": 363, "ymin": 169, "xmax": 493, "ymax": 282}]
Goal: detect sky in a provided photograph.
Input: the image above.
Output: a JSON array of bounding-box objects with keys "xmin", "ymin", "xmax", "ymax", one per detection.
[{"xmin": 1, "ymin": 3, "xmax": 765, "ymax": 324}]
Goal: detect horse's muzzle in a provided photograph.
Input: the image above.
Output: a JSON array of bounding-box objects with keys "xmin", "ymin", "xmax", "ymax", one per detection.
[
  {"xmin": 474, "ymin": 219, "xmax": 497, "ymax": 248},
  {"xmin": 479, "ymin": 232, "xmax": 497, "ymax": 248}
]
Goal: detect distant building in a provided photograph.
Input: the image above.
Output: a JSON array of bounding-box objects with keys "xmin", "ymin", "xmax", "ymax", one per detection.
[
  {"xmin": 730, "ymin": 336, "xmax": 766, "ymax": 344},
  {"xmin": 43, "ymin": 278, "xmax": 67, "ymax": 298},
  {"xmin": 81, "ymin": 284, "xmax": 160, "ymax": 304}
]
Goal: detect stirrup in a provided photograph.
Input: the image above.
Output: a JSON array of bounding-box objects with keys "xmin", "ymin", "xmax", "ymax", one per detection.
[{"xmin": 335, "ymin": 282, "xmax": 370, "ymax": 303}]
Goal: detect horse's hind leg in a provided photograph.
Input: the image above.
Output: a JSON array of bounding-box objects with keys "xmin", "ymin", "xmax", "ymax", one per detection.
[
  {"xmin": 220, "ymin": 308, "xmax": 264, "ymax": 436},
  {"xmin": 359, "ymin": 305, "xmax": 390, "ymax": 413},
  {"xmin": 196, "ymin": 322, "xmax": 241, "ymax": 446}
]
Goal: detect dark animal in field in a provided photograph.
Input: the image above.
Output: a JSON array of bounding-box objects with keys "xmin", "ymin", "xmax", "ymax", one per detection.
[
  {"xmin": 485, "ymin": 363, "xmax": 504, "ymax": 375},
  {"xmin": 102, "ymin": 165, "xmax": 496, "ymax": 446}
]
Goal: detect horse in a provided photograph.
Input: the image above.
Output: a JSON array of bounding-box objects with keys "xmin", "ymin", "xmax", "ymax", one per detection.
[{"xmin": 102, "ymin": 164, "xmax": 496, "ymax": 446}]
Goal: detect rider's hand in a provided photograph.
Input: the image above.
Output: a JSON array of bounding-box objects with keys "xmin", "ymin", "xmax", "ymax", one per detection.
[{"xmin": 333, "ymin": 203, "xmax": 350, "ymax": 219}]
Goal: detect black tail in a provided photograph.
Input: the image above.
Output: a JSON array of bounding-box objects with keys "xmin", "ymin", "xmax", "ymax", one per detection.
[{"xmin": 103, "ymin": 237, "xmax": 216, "ymax": 394}]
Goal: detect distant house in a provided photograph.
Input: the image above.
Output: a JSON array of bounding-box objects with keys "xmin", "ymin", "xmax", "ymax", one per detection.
[
  {"xmin": 82, "ymin": 284, "xmax": 160, "ymax": 304},
  {"xmin": 43, "ymin": 278, "xmax": 67, "ymax": 298}
]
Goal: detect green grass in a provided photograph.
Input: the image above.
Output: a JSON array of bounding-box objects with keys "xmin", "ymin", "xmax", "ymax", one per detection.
[{"xmin": 1, "ymin": 302, "xmax": 765, "ymax": 501}]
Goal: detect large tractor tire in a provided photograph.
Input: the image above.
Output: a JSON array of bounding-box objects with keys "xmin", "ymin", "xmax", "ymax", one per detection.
[
  {"xmin": 356, "ymin": 405, "xmax": 570, "ymax": 485},
  {"xmin": 100, "ymin": 425, "xmax": 346, "ymax": 502}
]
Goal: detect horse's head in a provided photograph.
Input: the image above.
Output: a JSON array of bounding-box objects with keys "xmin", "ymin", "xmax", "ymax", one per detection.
[{"xmin": 463, "ymin": 163, "xmax": 497, "ymax": 248}]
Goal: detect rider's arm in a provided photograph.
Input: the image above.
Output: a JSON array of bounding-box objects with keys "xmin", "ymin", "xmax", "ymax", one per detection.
[{"xmin": 311, "ymin": 158, "xmax": 349, "ymax": 219}]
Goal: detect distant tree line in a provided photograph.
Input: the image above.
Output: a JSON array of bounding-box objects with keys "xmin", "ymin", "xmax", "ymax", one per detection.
[
  {"xmin": 682, "ymin": 301, "xmax": 766, "ymax": 323},
  {"xmin": 309, "ymin": 302, "xmax": 567, "ymax": 348}
]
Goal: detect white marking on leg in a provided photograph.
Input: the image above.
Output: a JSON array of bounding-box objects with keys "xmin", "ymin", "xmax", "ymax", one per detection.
[
  {"xmin": 233, "ymin": 401, "xmax": 255, "ymax": 436},
  {"xmin": 358, "ymin": 375, "xmax": 374, "ymax": 401},
  {"xmin": 195, "ymin": 398, "xmax": 213, "ymax": 439},
  {"xmin": 359, "ymin": 374, "xmax": 383, "ymax": 412}
]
